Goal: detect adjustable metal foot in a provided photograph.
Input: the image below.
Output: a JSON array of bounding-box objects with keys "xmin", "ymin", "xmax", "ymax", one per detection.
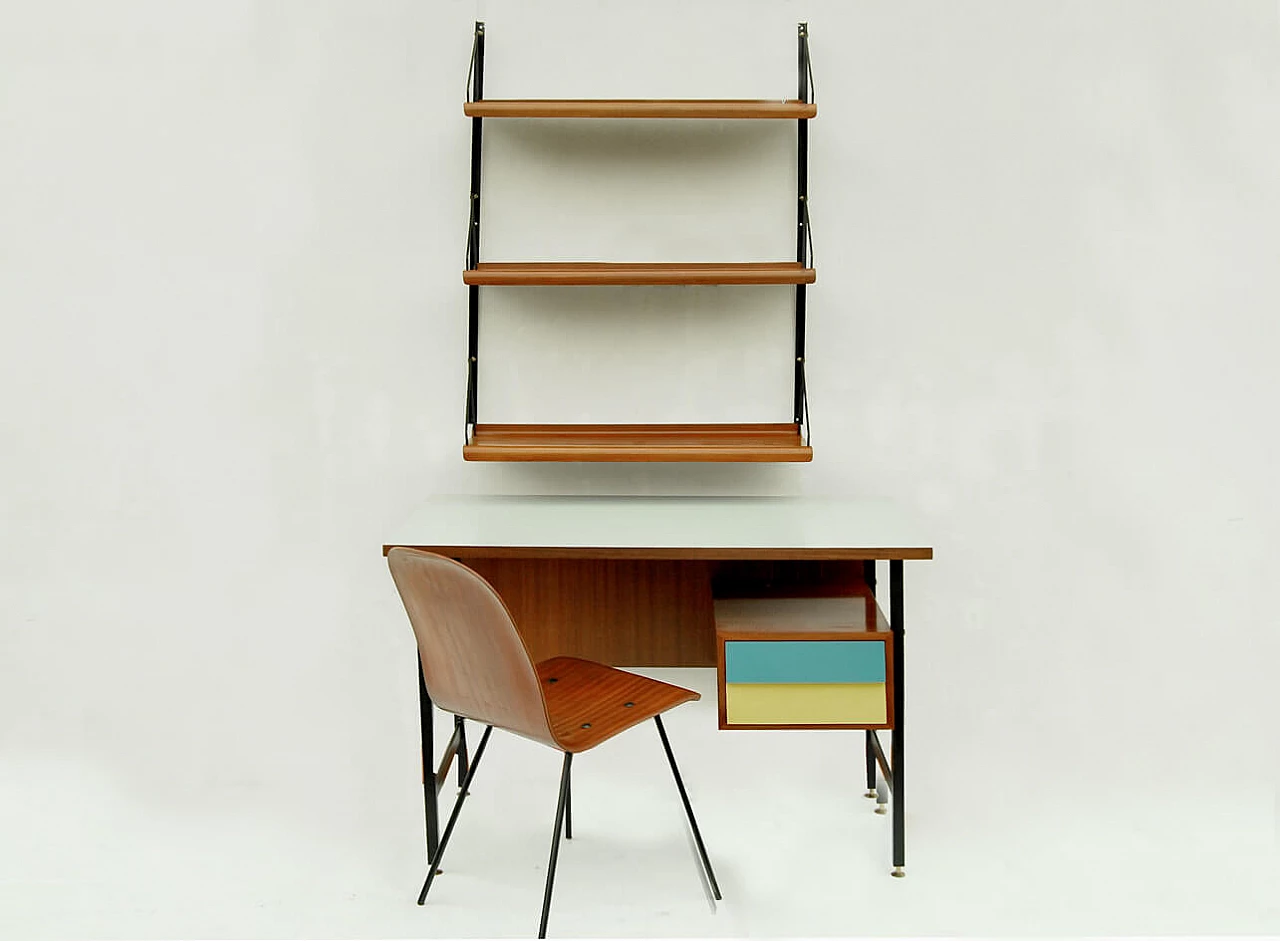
[
  {"xmin": 875, "ymin": 802, "xmax": 889, "ymax": 815},
  {"xmin": 891, "ymin": 866, "xmax": 906, "ymax": 878},
  {"xmin": 864, "ymin": 789, "xmax": 877, "ymax": 799}
]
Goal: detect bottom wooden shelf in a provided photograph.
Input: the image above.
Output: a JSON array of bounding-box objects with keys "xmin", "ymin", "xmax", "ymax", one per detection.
[{"xmin": 463, "ymin": 423, "xmax": 813, "ymax": 462}]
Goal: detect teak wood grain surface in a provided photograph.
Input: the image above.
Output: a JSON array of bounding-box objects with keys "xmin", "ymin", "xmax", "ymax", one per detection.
[
  {"xmin": 463, "ymin": 423, "xmax": 812, "ymax": 462},
  {"xmin": 464, "ymin": 99, "xmax": 817, "ymax": 119},
  {"xmin": 456, "ymin": 559, "xmax": 881, "ymax": 667},
  {"xmin": 462, "ymin": 262, "xmax": 816, "ymax": 286},
  {"xmin": 387, "ymin": 548, "xmax": 562, "ymax": 748},
  {"xmin": 465, "ymin": 558, "xmax": 718, "ymax": 666},
  {"xmin": 535, "ymin": 656, "xmax": 699, "ymax": 752}
]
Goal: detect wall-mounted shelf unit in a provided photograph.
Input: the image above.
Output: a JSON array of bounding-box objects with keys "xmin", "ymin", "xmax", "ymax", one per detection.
[{"xmin": 460, "ymin": 22, "xmax": 816, "ymax": 463}]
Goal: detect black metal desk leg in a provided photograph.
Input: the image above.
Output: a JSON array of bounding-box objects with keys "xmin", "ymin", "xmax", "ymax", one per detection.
[
  {"xmin": 455, "ymin": 715, "xmax": 469, "ymax": 788},
  {"xmin": 864, "ymin": 559, "xmax": 880, "ymax": 800},
  {"xmin": 890, "ymin": 559, "xmax": 905, "ymax": 877},
  {"xmin": 418, "ymin": 660, "xmax": 440, "ymax": 862},
  {"xmin": 864, "ymin": 732, "xmax": 878, "ymax": 799}
]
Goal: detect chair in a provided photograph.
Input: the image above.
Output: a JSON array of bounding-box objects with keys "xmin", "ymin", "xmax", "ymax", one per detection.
[{"xmin": 387, "ymin": 547, "xmax": 720, "ymax": 938}]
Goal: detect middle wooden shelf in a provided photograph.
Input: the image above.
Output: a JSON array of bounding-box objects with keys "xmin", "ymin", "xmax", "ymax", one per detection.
[{"xmin": 463, "ymin": 261, "xmax": 816, "ymax": 286}]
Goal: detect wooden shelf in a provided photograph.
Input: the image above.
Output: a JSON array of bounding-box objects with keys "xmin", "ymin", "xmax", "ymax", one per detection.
[
  {"xmin": 464, "ymin": 262, "xmax": 815, "ymax": 286},
  {"xmin": 464, "ymin": 423, "xmax": 813, "ymax": 462},
  {"xmin": 464, "ymin": 99, "xmax": 817, "ymax": 119},
  {"xmin": 715, "ymin": 595, "xmax": 889, "ymax": 636}
]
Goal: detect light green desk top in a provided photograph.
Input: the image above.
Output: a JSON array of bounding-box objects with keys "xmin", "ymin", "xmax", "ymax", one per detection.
[{"xmin": 384, "ymin": 495, "xmax": 932, "ymax": 561}]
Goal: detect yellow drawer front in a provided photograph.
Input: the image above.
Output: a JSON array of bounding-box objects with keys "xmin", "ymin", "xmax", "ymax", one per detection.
[{"xmin": 725, "ymin": 682, "xmax": 887, "ymax": 726}]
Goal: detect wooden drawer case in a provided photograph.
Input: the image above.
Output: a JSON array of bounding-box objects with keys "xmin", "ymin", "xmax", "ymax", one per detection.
[{"xmin": 715, "ymin": 595, "xmax": 893, "ymax": 730}]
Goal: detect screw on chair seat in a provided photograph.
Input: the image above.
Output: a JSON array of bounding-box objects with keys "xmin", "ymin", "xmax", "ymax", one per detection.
[{"xmin": 536, "ymin": 656, "xmax": 700, "ymax": 753}]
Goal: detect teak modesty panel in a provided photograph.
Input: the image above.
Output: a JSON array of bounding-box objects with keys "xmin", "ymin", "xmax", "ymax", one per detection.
[
  {"xmin": 464, "ymin": 99, "xmax": 817, "ymax": 119},
  {"xmin": 465, "ymin": 558, "xmax": 717, "ymax": 666},
  {"xmin": 447, "ymin": 558, "xmax": 875, "ymax": 667}
]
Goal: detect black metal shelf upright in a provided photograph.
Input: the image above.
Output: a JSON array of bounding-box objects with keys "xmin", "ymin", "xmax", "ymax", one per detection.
[
  {"xmin": 794, "ymin": 21, "xmax": 812, "ymax": 433},
  {"xmin": 464, "ymin": 22, "xmax": 484, "ymax": 447}
]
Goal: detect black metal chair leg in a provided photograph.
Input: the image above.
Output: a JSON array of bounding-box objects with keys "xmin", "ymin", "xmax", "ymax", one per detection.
[
  {"xmin": 539, "ymin": 752, "xmax": 573, "ymax": 939},
  {"xmin": 654, "ymin": 715, "xmax": 721, "ymax": 900},
  {"xmin": 418, "ymin": 725, "xmax": 493, "ymax": 905},
  {"xmin": 564, "ymin": 758, "xmax": 572, "ymax": 840}
]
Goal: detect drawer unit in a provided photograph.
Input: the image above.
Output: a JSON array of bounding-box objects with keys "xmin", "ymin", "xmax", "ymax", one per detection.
[{"xmin": 715, "ymin": 596, "xmax": 893, "ymax": 730}]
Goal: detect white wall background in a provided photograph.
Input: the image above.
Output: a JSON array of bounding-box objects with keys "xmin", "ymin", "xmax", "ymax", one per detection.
[{"xmin": 1, "ymin": 0, "xmax": 1277, "ymax": 936}]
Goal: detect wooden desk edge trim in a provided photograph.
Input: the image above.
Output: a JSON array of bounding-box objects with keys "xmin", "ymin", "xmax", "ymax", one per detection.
[{"xmin": 381, "ymin": 545, "xmax": 934, "ymax": 561}]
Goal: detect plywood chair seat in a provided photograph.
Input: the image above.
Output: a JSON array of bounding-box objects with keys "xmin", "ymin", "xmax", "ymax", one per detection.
[{"xmin": 536, "ymin": 656, "xmax": 699, "ymax": 753}]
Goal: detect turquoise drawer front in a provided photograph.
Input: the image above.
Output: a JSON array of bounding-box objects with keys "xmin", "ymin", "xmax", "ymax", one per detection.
[{"xmin": 724, "ymin": 640, "xmax": 885, "ymax": 684}]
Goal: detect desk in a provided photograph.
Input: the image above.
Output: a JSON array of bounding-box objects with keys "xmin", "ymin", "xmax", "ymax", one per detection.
[{"xmin": 383, "ymin": 495, "xmax": 932, "ymax": 875}]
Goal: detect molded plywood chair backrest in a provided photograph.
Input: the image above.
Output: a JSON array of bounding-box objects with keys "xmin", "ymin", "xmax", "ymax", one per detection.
[{"xmin": 387, "ymin": 548, "xmax": 555, "ymax": 749}]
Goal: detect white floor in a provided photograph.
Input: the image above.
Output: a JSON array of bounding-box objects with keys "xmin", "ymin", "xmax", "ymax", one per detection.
[{"xmin": 2, "ymin": 667, "xmax": 1276, "ymax": 940}]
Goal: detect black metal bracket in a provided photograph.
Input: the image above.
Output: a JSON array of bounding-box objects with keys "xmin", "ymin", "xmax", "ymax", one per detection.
[
  {"xmin": 464, "ymin": 21, "xmax": 485, "ymax": 443},
  {"xmin": 433, "ymin": 718, "xmax": 467, "ymax": 793},
  {"xmin": 793, "ymin": 22, "xmax": 814, "ymax": 443}
]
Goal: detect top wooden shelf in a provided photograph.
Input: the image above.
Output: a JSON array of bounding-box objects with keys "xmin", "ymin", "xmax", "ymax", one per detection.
[{"xmin": 464, "ymin": 99, "xmax": 817, "ymax": 119}]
